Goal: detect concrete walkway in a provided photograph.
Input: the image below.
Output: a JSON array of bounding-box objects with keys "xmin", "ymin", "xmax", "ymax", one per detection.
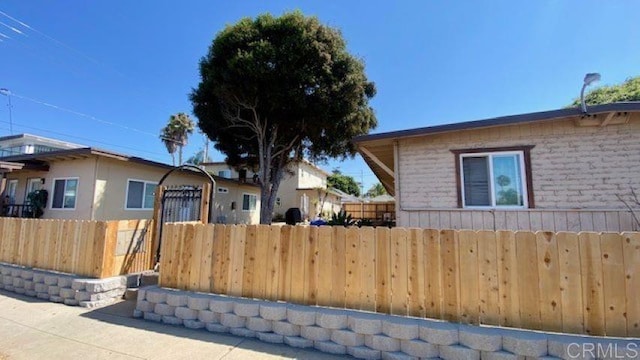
[{"xmin": 0, "ymin": 290, "xmax": 351, "ymax": 360}]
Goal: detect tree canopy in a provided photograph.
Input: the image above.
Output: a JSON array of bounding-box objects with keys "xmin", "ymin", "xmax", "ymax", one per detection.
[
  {"xmin": 569, "ymin": 76, "xmax": 640, "ymax": 106},
  {"xmin": 191, "ymin": 11, "xmax": 377, "ymax": 223},
  {"xmin": 160, "ymin": 113, "xmax": 195, "ymax": 165},
  {"xmin": 327, "ymin": 170, "xmax": 361, "ymax": 197},
  {"xmin": 365, "ymin": 183, "xmax": 387, "ymax": 198}
]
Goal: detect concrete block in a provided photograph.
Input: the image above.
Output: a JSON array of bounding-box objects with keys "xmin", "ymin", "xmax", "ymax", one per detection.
[
  {"xmin": 166, "ymin": 292, "xmax": 188, "ymax": 307},
  {"xmin": 287, "ymin": 306, "xmax": 316, "ymax": 326},
  {"xmin": 420, "ymin": 321, "xmax": 459, "ymax": 345},
  {"xmin": 31, "ymin": 272, "xmax": 45, "ymax": 283},
  {"xmin": 331, "ymin": 329, "xmax": 365, "ymax": 347},
  {"xmin": 348, "ymin": 346, "xmax": 382, "ymax": 360},
  {"xmin": 4, "ymin": 285, "xmax": 14, "ymax": 292},
  {"xmin": 0, "ymin": 267, "xmax": 11, "ymax": 276},
  {"xmin": 10, "ymin": 268, "xmax": 21, "ymax": 277},
  {"xmin": 381, "ymin": 352, "xmax": 416, "ymax": 360},
  {"xmin": 63, "ymin": 299, "xmax": 79, "ymax": 306},
  {"xmin": 50, "ymin": 295, "xmax": 63, "ymax": 303},
  {"xmin": 154, "ymin": 303, "xmax": 177, "ymax": 316},
  {"xmin": 23, "ymin": 280, "xmax": 34, "ymax": 291},
  {"xmin": 25, "ymin": 290, "xmax": 36, "ymax": 297},
  {"xmin": 162, "ymin": 316, "xmax": 183, "ymax": 326},
  {"xmin": 537, "ymin": 357, "xmax": 562, "ymax": 360},
  {"xmin": 75, "ymin": 288, "xmax": 125, "ymax": 302},
  {"xmin": 184, "ymin": 320, "xmax": 205, "ymax": 330},
  {"xmin": 259, "ymin": 302, "xmax": 288, "ymax": 321},
  {"xmin": 2, "ymin": 275, "xmax": 13, "ymax": 285},
  {"xmin": 57, "ymin": 276, "xmax": 75, "ymax": 288},
  {"xmin": 365, "ymin": 334, "xmax": 401, "ymax": 352},
  {"xmin": 480, "ymin": 350, "xmax": 521, "ymax": 360},
  {"xmin": 133, "ymin": 309, "xmax": 143, "ymax": 318},
  {"xmin": 300, "ymin": 325, "xmax": 331, "ymax": 342},
  {"xmin": 34, "ymin": 283, "xmax": 49, "ymax": 293},
  {"xmin": 205, "ymin": 323, "xmax": 229, "ymax": 333},
  {"xmin": 198, "ymin": 310, "xmax": 220, "ymax": 324},
  {"xmin": 246, "ymin": 317, "xmax": 272, "ymax": 332},
  {"xmin": 548, "ymin": 335, "xmax": 594, "ymax": 360},
  {"xmin": 314, "ymin": 340, "xmax": 347, "ymax": 355},
  {"xmin": 20, "ymin": 270, "xmax": 33, "ymax": 280},
  {"xmin": 349, "ymin": 313, "xmax": 384, "ymax": 335},
  {"xmin": 0, "ymin": 283, "xmax": 3, "ymax": 290},
  {"xmin": 383, "ymin": 318, "xmax": 420, "ymax": 340},
  {"xmin": 36, "ymin": 293, "xmax": 50, "ymax": 300},
  {"xmin": 143, "ymin": 312, "xmax": 163, "ymax": 322},
  {"xmin": 401, "ymin": 339, "xmax": 439, "ymax": 358},
  {"xmin": 79, "ymin": 298, "xmax": 118, "ymax": 308},
  {"xmin": 209, "ymin": 297, "xmax": 235, "ymax": 313},
  {"xmin": 12, "ymin": 277, "xmax": 24, "ymax": 288},
  {"xmin": 439, "ymin": 344, "xmax": 480, "ymax": 360},
  {"xmin": 71, "ymin": 279, "xmax": 86, "ymax": 291},
  {"xmin": 14, "ymin": 288, "xmax": 25, "ymax": 294},
  {"xmin": 59, "ymin": 288, "xmax": 77, "ymax": 299},
  {"xmin": 137, "ymin": 287, "xmax": 147, "ymax": 301},
  {"xmin": 145, "ymin": 289, "xmax": 168, "ymax": 304},
  {"xmin": 220, "ymin": 313, "xmax": 246, "ymax": 328},
  {"xmin": 502, "ymin": 330, "xmax": 547, "ymax": 357},
  {"xmin": 175, "ymin": 307, "xmax": 198, "ymax": 320},
  {"xmin": 234, "ymin": 300, "xmax": 260, "ymax": 317},
  {"xmin": 316, "ymin": 309, "xmax": 348, "ymax": 330},
  {"xmin": 230, "ymin": 328, "xmax": 256, "ymax": 338},
  {"xmin": 84, "ymin": 277, "xmax": 126, "ymax": 293},
  {"xmin": 47, "ymin": 286, "xmax": 60, "ymax": 296},
  {"xmin": 284, "ymin": 336, "xmax": 313, "ymax": 349},
  {"xmin": 187, "ymin": 294, "xmax": 211, "ymax": 310},
  {"xmin": 257, "ymin": 332, "xmax": 284, "ymax": 344},
  {"xmin": 44, "ymin": 275, "xmax": 58, "ymax": 285},
  {"xmin": 273, "ymin": 321, "xmax": 300, "ymax": 337},
  {"xmin": 459, "ymin": 326, "xmax": 502, "ymax": 352},
  {"xmin": 136, "ymin": 300, "xmax": 156, "ymax": 312}
]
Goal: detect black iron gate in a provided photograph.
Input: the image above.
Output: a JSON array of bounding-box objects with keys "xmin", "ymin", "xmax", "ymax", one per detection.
[{"xmin": 160, "ymin": 185, "xmax": 203, "ymax": 223}]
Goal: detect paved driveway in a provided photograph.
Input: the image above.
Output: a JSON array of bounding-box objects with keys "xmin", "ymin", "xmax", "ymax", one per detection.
[{"xmin": 0, "ymin": 290, "xmax": 351, "ymax": 360}]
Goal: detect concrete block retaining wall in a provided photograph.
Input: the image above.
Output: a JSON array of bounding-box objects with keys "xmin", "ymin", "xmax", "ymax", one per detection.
[
  {"xmin": 136, "ymin": 286, "xmax": 639, "ymax": 360},
  {"xmin": 0, "ymin": 262, "xmax": 126, "ymax": 308}
]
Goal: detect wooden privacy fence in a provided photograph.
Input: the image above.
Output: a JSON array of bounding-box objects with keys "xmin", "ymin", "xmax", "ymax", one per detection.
[
  {"xmin": 0, "ymin": 218, "xmax": 154, "ymax": 278},
  {"xmin": 158, "ymin": 223, "xmax": 640, "ymax": 337}
]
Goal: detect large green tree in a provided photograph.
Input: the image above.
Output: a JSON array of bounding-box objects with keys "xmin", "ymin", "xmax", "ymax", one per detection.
[
  {"xmin": 191, "ymin": 12, "xmax": 377, "ymax": 224},
  {"xmin": 365, "ymin": 182, "xmax": 387, "ymax": 198},
  {"xmin": 160, "ymin": 113, "xmax": 195, "ymax": 165},
  {"xmin": 570, "ymin": 76, "xmax": 640, "ymax": 106},
  {"xmin": 327, "ymin": 170, "xmax": 361, "ymax": 197}
]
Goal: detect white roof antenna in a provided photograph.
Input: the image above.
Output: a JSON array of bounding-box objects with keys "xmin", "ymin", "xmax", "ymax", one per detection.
[{"xmin": 580, "ymin": 73, "xmax": 601, "ymax": 113}]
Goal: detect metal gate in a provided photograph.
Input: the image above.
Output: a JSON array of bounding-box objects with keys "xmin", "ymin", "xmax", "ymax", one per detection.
[{"xmin": 160, "ymin": 185, "xmax": 203, "ymax": 223}]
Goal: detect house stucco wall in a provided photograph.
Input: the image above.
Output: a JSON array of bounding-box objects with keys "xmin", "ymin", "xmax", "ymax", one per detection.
[{"xmin": 398, "ymin": 113, "xmax": 640, "ymax": 211}]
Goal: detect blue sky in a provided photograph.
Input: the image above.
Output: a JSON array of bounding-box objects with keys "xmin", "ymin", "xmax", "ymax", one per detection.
[{"xmin": 0, "ymin": 1, "xmax": 638, "ymax": 192}]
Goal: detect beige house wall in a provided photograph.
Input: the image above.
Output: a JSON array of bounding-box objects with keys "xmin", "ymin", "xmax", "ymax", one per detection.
[
  {"xmin": 398, "ymin": 114, "xmax": 640, "ymax": 210},
  {"xmin": 211, "ymin": 182, "xmax": 260, "ymax": 224}
]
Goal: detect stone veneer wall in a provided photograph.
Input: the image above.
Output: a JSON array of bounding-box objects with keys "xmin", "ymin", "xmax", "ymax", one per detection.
[
  {"xmin": 0, "ymin": 262, "xmax": 126, "ymax": 308},
  {"xmin": 135, "ymin": 286, "xmax": 639, "ymax": 360}
]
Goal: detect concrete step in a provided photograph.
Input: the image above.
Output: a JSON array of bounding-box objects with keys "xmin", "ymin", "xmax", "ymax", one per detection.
[
  {"xmin": 123, "ymin": 288, "xmax": 138, "ymax": 301},
  {"xmin": 140, "ymin": 272, "xmax": 159, "ymax": 287}
]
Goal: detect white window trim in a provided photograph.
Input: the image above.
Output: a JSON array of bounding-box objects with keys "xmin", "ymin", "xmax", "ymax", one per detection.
[
  {"xmin": 242, "ymin": 193, "xmax": 257, "ymax": 212},
  {"xmin": 125, "ymin": 179, "xmax": 158, "ymax": 210},
  {"xmin": 50, "ymin": 177, "xmax": 79, "ymax": 210},
  {"xmin": 459, "ymin": 151, "xmax": 528, "ymax": 209}
]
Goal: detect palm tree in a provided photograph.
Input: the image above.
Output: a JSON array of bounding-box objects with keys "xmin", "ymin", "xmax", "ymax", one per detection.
[{"xmin": 160, "ymin": 113, "xmax": 195, "ymax": 165}]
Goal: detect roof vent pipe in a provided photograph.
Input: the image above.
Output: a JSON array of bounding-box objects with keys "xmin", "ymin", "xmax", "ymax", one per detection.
[{"xmin": 580, "ymin": 73, "xmax": 601, "ymax": 113}]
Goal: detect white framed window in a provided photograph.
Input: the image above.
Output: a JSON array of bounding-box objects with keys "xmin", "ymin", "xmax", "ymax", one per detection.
[
  {"xmin": 217, "ymin": 187, "xmax": 229, "ymax": 194},
  {"xmin": 51, "ymin": 177, "xmax": 78, "ymax": 210},
  {"xmin": 25, "ymin": 178, "xmax": 43, "ymax": 203},
  {"xmin": 125, "ymin": 179, "xmax": 157, "ymax": 210},
  {"xmin": 459, "ymin": 151, "xmax": 528, "ymax": 208},
  {"xmin": 242, "ymin": 193, "xmax": 257, "ymax": 211},
  {"xmin": 5, "ymin": 179, "xmax": 18, "ymax": 203},
  {"xmin": 218, "ymin": 170, "xmax": 231, "ymax": 178}
]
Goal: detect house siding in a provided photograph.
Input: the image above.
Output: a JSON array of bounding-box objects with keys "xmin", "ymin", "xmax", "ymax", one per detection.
[{"xmin": 398, "ymin": 113, "xmax": 640, "ymax": 210}]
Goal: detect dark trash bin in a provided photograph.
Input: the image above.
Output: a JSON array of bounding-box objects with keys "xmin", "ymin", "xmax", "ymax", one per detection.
[{"xmin": 285, "ymin": 208, "xmax": 302, "ymax": 225}]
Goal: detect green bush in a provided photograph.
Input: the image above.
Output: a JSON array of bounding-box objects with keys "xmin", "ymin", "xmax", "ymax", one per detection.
[
  {"xmin": 26, "ymin": 189, "xmax": 48, "ymax": 218},
  {"xmin": 327, "ymin": 210, "xmax": 356, "ymax": 227}
]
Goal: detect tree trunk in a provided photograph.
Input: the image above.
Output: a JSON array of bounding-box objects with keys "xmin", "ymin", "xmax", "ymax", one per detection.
[
  {"xmin": 171, "ymin": 153, "xmax": 176, "ymax": 166},
  {"xmin": 178, "ymin": 146, "xmax": 183, "ymax": 165},
  {"xmin": 259, "ymin": 165, "xmax": 285, "ymax": 224}
]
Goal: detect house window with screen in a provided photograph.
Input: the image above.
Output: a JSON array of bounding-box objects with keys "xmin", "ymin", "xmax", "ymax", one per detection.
[
  {"xmin": 242, "ymin": 193, "xmax": 257, "ymax": 211},
  {"xmin": 218, "ymin": 170, "xmax": 231, "ymax": 178},
  {"xmin": 51, "ymin": 178, "xmax": 78, "ymax": 209},
  {"xmin": 126, "ymin": 180, "xmax": 157, "ymax": 210},
  {"xmin": 458, "ymin": 150, "xmax": 529, "ymax": 208}
]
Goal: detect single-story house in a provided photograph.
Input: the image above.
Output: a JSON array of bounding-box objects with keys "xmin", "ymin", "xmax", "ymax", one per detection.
[
  {"xmin": 354, "ymin": 102, "xmax": 640, "ymax": 232},
  {"xmin": 0, "ymin": 136, "xmax": 260, "ymax": 224}
]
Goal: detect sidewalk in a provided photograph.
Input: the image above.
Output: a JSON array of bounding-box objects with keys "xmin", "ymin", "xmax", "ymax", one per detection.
[{"xmin": 0, "ymin": 290, "xmax": 351, "ymax": 360}]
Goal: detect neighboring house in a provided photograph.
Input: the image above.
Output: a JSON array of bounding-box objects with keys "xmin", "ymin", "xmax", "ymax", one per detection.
[
  {"xmin": 0, "ymin": 134, "xmax": 260, "ymax": 224},
  {"xmin": 202, "ymin": 159, "xmax": 341, "ymax": 220},
  {"xmin": 354, "ymin": 102, "xmax": 640, "ymax": 232}
]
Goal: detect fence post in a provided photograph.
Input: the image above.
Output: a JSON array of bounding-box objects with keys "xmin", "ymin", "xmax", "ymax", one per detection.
[
  {"xmin": 151, "ymin": 185, "xmax": 166, "ymax": 265},
  {"xmin": 200, "ymin": 182, "xmax": 211, "ymax": 224}
]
